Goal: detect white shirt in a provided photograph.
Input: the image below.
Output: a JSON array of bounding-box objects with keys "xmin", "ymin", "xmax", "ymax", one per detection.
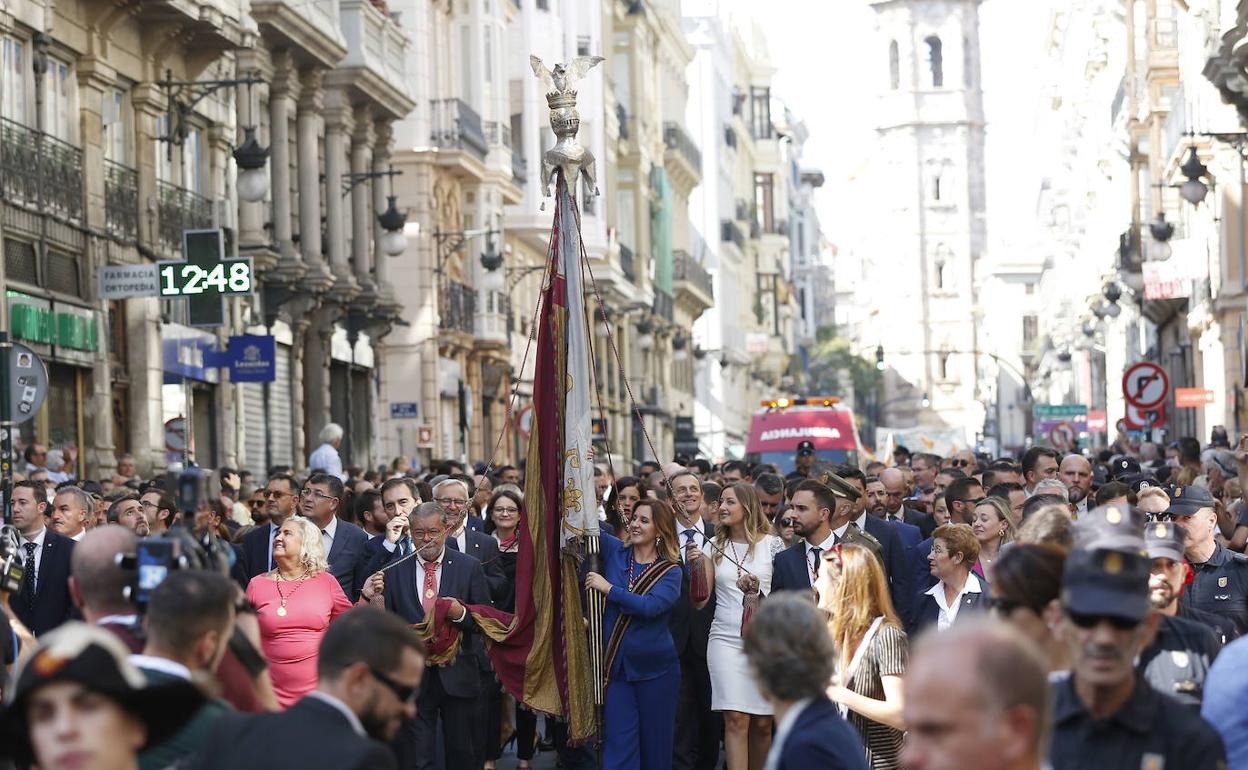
[
  {"xmin": 129, "ymin": 654, "xmax": 192, "ymax": 681},
  {"xmin": 308, "ymin": 443, "xmax": 346, "ymax": 481},
  {"xmin": 450, "ymin": 524, "xmax": 467, "ymax": 554},
  {"xmin": 763, "ymin": 698, "xmax": 813, "ymax": 770},
  {"xmin": 416, "ymin": 549, "xmax": 467, "ymax": 621},
  {"xmin": 833, "ymin": 512, "xmax": 869, "ymax": 540},
  {"xmin": 70, "ymin": 530, "xmax": 86, "ymax": 542},
  {"xmin": 805, "ymin": 531, "xmax": 838, "ymax": 578},
  {"xmin": 678, "ymin": 519, "xmax": 707, "ymax": 561},
  {"xmin": 925, "ymin": 572, "xmax": 984, "ymax": 631},
  {"xmin": 320, "ymin": 516, "xmax": 339, "ymax": 556},
  {"xmin": 307, "ymin": 691, "xmax": 366, "ymax": 737},
  {"xmin": 19, "ymin": 527, "xmax": 47, "ymax": 588}
]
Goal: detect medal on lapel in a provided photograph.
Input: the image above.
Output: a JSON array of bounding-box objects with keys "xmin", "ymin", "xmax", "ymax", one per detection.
[{"xmin": 425, "ymin": 589, "xmax": 435, "ymax": 599}]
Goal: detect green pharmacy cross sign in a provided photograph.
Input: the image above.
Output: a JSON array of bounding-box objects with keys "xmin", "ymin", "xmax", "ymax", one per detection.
[{"xmin": 158, "ymin": 229, "xmax": 254, "ymax": 327}]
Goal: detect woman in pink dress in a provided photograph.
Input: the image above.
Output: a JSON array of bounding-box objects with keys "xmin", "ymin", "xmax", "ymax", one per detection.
[{"xmin": 245, "ymin": 515, "xmax": 354, "ymax": 708}]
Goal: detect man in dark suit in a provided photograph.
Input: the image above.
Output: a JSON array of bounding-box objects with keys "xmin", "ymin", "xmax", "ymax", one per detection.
[
  {"xmin": 668, "ymin": 471, "xmax": 719, "ymax": 770},
  {"xmin": 434, "ymin": 477, "xmax": 485, "ymax": 532},
  {"xmin": 197, "ymin": 607, "xmax": 425, "ymax": 770},
  {"xmin": 380, "ymin": 502, "xmax": 492, "ymax": 770},
  {"xmin": 743, "ymin": 594, "xmax": 868, "ymax": 770},
  {"xmin": 772, "ymin": 479, "xmax": 859, "ymax": 595},
  {"xmin": 880, "ymin": 467, "xmax": 934, "ymax": 537},
  {"xmin": 241, "ymin": 473, "xmax": 300, "ymax": 579},
  {"xmin": 10, "ymin": 479, "xmax": 76, "ymax": 635},
  {"xmin": 865, "ymin": 476, "xmax": 923, "ymax": 551},
  {"xmin": 300, "ymin": 472, "xmax": 369, "ymax": 600},
  {"xmin": 355, "ymin": 477, "xmax": 424, "ymax": 587}
]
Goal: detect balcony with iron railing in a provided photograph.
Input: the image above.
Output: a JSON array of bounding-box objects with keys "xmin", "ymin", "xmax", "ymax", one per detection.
[
  {"xmin": 104, "ymin": 160, "xmax": 139, "ymax": 241},
  {"xmin": 619, "ymin": 243, "xmax": 637, "ymax": 282},
  {"xmin": 0, "ymin": 117, "xmax": 84, "ymax": 222},
  {"xmin": 673, "ymin": 250, "xmax": 713, "ymax": 305},
  {"xmin": 511, "ymin": 150, "xmax": 527, "ymax": 184},
  {"xmin": 157, "ymin": 180, "xmax": 213, "ymax": 252},
  {"xmin": 662, "ymin": 121, "xmax": 702, "ymax": 174},
  {"xmin": 338, "ymin": 0, "xmax": 411, "ymax": 103},
  {"xmin": 652, "ymin": 289, "xmax": 674, "ymax": 322},
  {"xmin": 431, "ymin": 98, "xmax": 489, "ymax": 160},
  {"xmin": 484, "ymin": 121, "xmax": 513, "ymax": 148},
  {"xmin": 439, "ymin": 280, "xmax": 475, "ymax": 334},
  {"xmin": 720, "ymin": 220, "xmax": 745, "ymax": 251}
]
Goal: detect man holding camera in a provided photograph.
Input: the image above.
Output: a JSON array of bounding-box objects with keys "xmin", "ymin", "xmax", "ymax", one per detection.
[
  {"xmin": 130, "ymin": 570, "xmax": 237, "ymax": 770},
  {"xmin": 10, "ymin": 479, "xmax": 76, "ymax": 636}
]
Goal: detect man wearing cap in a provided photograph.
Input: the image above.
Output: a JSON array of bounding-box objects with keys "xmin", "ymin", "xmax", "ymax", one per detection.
[
  {"xmin": 1168, "ymin": 485, "xmax": 1248, "ymax": 639},
  {"xmin": 1139, "ymin": 521, "xmax": 1222, "ymax": 708},
  {"xmin": 772, "ymin": 478, "xmax": 862, "ymax": 594},
  {"xmin": 1110, "ymin": 455, "xmax": 1142, "ymax": 481},
  {"xmin": 785, "ymin": 441, "xmax": 817, "ymax": 482},
  {"xmin": 1049, "ymin": 548, "xmax": 1227, "ymax": 769}
]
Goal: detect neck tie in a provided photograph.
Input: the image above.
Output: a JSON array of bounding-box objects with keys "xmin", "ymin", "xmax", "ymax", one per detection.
[
  {"xmin": 22, "ymin": 542, "xmax": 36, "ymax": 609},
  {"xmin": 421, "ymin": 560, "xmax": 439, "ymax": 613},
  {"xmin": 809, "ymin": 546, "xmax": 822, "ymax": 581},
  {"xmin": 682, "ymin": 528, "xmax": 696, "ymax": 561}
]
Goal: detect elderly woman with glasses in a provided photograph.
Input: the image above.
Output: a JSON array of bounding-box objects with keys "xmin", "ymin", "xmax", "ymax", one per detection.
[
  {"xmin": 909, "ymin": 523, "xmax": 988, "ymax": 636},
  {"xmin": 246, "ymin": 515, "xmax": 356, "ymax": 707}
]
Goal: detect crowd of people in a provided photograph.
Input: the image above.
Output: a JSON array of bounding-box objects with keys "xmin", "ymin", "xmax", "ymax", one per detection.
[{"xmin": 3, "ymin": 422, "xmax": 1248, "ymax": 770}]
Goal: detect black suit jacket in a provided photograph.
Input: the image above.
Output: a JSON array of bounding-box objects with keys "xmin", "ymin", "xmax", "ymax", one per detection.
[
  {"xmin": 195, "ymin": 694, "xmax": 397, "ymax": 770},
  {"xmin": 240, "ymin": 523, "xmax": 275, "ymax": 580},
  {"xmin": 771, "ymin": 541, "xmax": 813, "ymax": 594},
  {"xmin": 862, "ymin": 515, "xmax": 914, "ymax": 625},
  {"xmin": 327, "ymin": 519, "xmax": 369, "ymax": 600},
  {"xmin": 12, "ymin": 529, "xmax": 76, "ymax": 636},
  {"xmin": 448, "ymin": 529, "xmax": 507, "ymax": 604},
  {"xmin": 774, "ymin": 696, "xmax": 868, "ymax": 770},
  {"xmin": 903, "ymin": 507, "xmax": 937, "ymax": 539},
  {"xmin": 667, "ymin": 518, "xmax": 717, "ymax": 660},
  {"xmin": 908, "ymin": 575, "xmax": 990, "ymax": 637},
  {"xmin": 383, "ymin": 548, "xmax": 492, "ymax": 698}
]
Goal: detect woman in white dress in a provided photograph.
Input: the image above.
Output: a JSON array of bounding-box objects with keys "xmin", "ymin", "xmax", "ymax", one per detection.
[{"xmin": 690, "ymin": 482, "xmax": 784, "ymax": 770}]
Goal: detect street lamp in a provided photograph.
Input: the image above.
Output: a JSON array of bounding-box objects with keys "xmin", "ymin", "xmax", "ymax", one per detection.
[
  {"xmin": 157, "ymin": 69, "xmax": 270, "ymax": 196},
  {"xmin": 1148, "ymin": 212, "xmax": 1174, "ymax": 261},
  {"xmin": 636, "ymin": 317, "xmax": 654, "ymax": 351},
  {"xmin": 232, "ymin": 127, "xmax": 269, "ymax": 203},
  {"xmin": 672, "ymin": 332, "xmax": 688, "ymax": 362},
  {"xmin": 875, "ymin": 345, "xmax": 885, "ymax": 371},
  {"xmin": 1180, "ymin": 146, "xmax": 1211, "ymax": 206},
  {"xmin": 1101, "ymin": 282, "xmax": 1122, "ymax": 318},
  {"xmin": 920, "ymin": 392, "xmax": 931, "ymax": 408},
  {"xmin": 342, "ymin": 166, "xmax": 409, "ymax": 257}
]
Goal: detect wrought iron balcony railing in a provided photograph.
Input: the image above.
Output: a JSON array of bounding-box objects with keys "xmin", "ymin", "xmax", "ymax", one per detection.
[
  {"xmin": 157, "ymin": 180, "xmax": 213, "ymax": 252},
  {"xmin": 104, "ymin": 160, "xmax": 139, "ymax": 241},
  {"xmin": 673, "ymin": 250, "xmax": 713, "ymax": 300},
  {"xmin": 0, "ymin": 117, "xmax": 84, "ymax": 222},
  {"xmin": 720, "ymin": 220, "xmax": 745, "ymax": 250},
  {"xmin": 439, "ymin": 280, "xmax": 475, "ymax": 333},
  {"xmin": 511, "ymin": 150, "xmax": 527, "ymax": 184},
  {"xmin": 662, "ymin": 121, "xmax": 703, "ymax": 172},
  {"xmin": 431, "ymin": 98, "xmax": 489, "ymax": 159},
  {"xmin": 619, "ymin": 243, "xmax": 636, "ymax": 282}
]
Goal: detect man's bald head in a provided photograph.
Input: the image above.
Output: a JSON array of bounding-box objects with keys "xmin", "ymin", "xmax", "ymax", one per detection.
[
  {"xmin": 902, "ymin": 620, "xmax": 1050, "ymax": 770},
  {"xmin": 879, "ymin": 467, "xmax": 907, "ymax": 514},
  {"xmin": 70, "ymin": 524, "xmax": 138, "ymax": 619}
]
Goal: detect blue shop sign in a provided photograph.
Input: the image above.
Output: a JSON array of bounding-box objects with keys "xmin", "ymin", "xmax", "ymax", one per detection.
[
  {"xmin": 162, "ymin": 324, "xmax": 221, "ymax": 384},
  {"xmin": 227, "ymin": 335, "xmax": 276, "ymax": 383}
]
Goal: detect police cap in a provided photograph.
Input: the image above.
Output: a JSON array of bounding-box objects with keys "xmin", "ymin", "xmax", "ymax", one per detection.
[{"xmin": 1061, "ymin": 547, "xmax": 1151, "ymax": 624}]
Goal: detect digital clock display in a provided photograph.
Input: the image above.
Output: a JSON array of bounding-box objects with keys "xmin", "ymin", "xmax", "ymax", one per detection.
[{"xmin": 157, "ymin": 258, "xmax": 254, "ymax": 297}]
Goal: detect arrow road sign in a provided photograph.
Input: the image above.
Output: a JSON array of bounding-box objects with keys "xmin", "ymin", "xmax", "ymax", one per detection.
[{"xmin": 1122, "ymin": 362, "xmax": 1170, "ymax": 410}]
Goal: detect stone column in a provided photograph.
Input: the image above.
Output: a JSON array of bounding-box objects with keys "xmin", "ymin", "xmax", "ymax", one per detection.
[
  {"xmin": 373, "ymin": 120, "xmax": 395, "ymax": 298},
  {"xmin": 350, "ymin": 108, "xmax": 376, "ymax": 297},
  {"xmin": 269, "ymin": 51, "xmax": 299, "ymax": 268},
  {"xmin": 131, "ymin": 82, "xmax": 165, "ymax": 252},
  {"xmin": 297, "ymin": 68, "xmax": 330, "ymax": 285},
  {"xmin": 236, "ymin": 49, "xmax": 272, "ymax": 254},
  {"xmin": 324, "ymin": 90, "xmax": 356, "ymax": 293}
]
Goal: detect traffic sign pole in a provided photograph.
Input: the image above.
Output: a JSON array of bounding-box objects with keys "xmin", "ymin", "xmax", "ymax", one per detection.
[{"xmin": 0, "ymin": 332, "xmax": 12, "ymax": 525}]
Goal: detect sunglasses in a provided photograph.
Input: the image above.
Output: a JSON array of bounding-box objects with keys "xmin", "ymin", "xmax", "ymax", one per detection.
[
  {"xmin": 1066, "ymin": 610, "xmax": 1138, "ymax": 631},
  {"xmin": 369, "ymin": 666, "xmax": 418, "ymax": 703},
  {"xmin": 780, "ymin": 518, "xmax": 797, "ymax": 528},
  {"xmin": 950, "ymin": 459, "xmax": 972, "ymax": 468}
]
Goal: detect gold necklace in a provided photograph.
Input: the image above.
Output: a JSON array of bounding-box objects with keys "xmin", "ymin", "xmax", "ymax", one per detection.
[{"xmin": 273, "ymin": 569, "xmax": 309, "ymax": 617}]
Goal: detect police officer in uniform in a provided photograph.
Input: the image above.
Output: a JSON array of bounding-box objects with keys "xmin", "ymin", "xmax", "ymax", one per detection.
[
  {"xmin": 1140, "ymin": 521, "xmax": 1221, "ymax": 708},
  {"xmin": 1168, "ymin": 485, "xmax": 1248, "ymax": 640},
  {"xmin": 785, "ymin": 440, "xmax": 816, "ymax": 482},
  {"xmin": 1049, "ymin": 546, "xmax": 1227, "ymax": 769}
]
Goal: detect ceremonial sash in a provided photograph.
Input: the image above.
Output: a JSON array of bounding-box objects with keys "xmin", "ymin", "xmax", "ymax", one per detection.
[
  {"xmin": 412, "ymin": 598, "xmax": 519, "ymax": 667},
  {"xmin": 602, "ymin": 559, "xmax": 681, "ymax": 688}
]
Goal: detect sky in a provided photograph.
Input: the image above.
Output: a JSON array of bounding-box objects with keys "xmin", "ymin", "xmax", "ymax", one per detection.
[{"xmin": 733, "ymin": 0, "xmax": 1055, "ymax": 262}]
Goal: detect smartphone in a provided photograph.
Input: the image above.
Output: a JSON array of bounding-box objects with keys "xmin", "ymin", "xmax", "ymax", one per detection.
[{"xmin": 134, "ymin": 539, "xmax": 178, "ymax": 607}]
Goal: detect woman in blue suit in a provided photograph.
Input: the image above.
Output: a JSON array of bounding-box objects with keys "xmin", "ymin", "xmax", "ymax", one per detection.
[{"xmin": 585, "ymin": 497, "xmax": 683, "ymax": 770}]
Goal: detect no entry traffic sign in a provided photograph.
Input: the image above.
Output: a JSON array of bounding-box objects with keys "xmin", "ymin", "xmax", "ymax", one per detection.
[{"xmin": 1122, "ymin": 362, "xmax": 1170, "ymax": 410}]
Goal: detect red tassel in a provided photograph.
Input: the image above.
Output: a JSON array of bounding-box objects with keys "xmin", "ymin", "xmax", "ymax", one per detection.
[
  {"xmin": 740, "ymin": 590, "xmax": 761, "ymax": 635},
  {"xmin": 691, "ymin": 560, "xmax": 710, "ymax": 604}
]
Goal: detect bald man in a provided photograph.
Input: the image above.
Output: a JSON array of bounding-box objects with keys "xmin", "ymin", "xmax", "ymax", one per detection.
[
  {"xmin": 1059, "ymin": 454, "xmax": 1094, "ymax": 515},
  {"xmin": 902, "ymin": 620, "xmax": 1049, "ymax": 770},
  {"xmin": 68, "ymin": 524, "xmax": 142, "ymax": 651},
  {"xmin": 880, "ymin": 467, "xmax": 934, "ymax": 537}
]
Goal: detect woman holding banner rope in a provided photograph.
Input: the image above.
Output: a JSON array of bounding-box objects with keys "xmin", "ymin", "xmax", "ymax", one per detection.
[
  {"xmin": 584, "ymin": 497, "xmax": 683, "ymax": 770},
  {"xmin": 690, "ymin": 483, "xmax": 784, "ymax": 770}
]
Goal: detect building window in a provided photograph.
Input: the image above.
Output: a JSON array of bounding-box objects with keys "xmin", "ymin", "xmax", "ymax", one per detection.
[
  {"xmin": 964, "ymin": 36, "xmax": 974, "ymax": 88},
  {"xmin": 889, "ymin": 40, "xmax": 900, "ymax": 90},
  {"xmin": 43, "ymin": 57, "xmax": 74, "ymax": 142},
  {"xmin": 932, "ymin": 171, "xmax": 942, "ymax": 202},
  {"xmin": 1022, "ymin": 315, "xmax": 1038, "ymax": 348},
  {"xmin": 577, "ymin": 36, "xmax": 591, "ymax": 56},
  {"xmin": 934, "ymin": 258, "xmax": 945, "ymax": 289},
  {"xmin": 926, "ymin": 36, "xmax": 943, "ymax": 88},
  {"xmin": 940, "ymin": 352, "xmax": 952, "ymax": 380},
  {"xmin": 483, "ymin": 26, "xmax": 493, "ymax": 84},
  {"xmin": 1, "ymin": 36, "xmax": 27, "ymax": 123},
  {"xmin": 750, "ymin": 87, "xmax": 771, "ymax": 139},
  {"xmin": 103, "ymin": 88, "xmax": 129, "ymax": 164},
  {"xmin": 754, "ymin": 173, "xmax": 774, "ymax": 233},
  {"xmin": 182, "ymin": 126, "xmax": 204, "ymax": 194}
]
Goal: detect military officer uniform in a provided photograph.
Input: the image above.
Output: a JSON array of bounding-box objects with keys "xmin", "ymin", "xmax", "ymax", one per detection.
[
  {"xmin": 815, "ymin": 469, "xmax": 885, "ymax": 569},
  {"xmin": 1049, "ymin": 548, "xmax": 1228, "ymax": 770}
]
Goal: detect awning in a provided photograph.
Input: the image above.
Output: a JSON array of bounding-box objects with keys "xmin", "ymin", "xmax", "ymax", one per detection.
[{"xmin": 746, "ymin": 408, "xmax": 858, "ymax": 454}]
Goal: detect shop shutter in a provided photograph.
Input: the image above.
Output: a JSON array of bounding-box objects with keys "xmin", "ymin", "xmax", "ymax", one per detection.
[
  {"xmin": 241, "ymin": 381, "xmax": 265, "ymax": 478},
  {"xmin": 239, "ymin": 342, "xmax": 294, "ymax": 478}
]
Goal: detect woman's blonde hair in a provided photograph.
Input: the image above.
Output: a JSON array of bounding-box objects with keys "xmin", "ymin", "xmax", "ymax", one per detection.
[
  {"xmin": 1137, "ymin": 486, "xmax": 1170, "ymax": 505},
  {"xmin": 279, "ymin": 515, "xmax": 330, "ymax": 574},
  {"xmin": 817, "ymin": 544, "xmax": 900, "ymax": 672},
  {"xmin": 712, "ymin": 483, "xmax": 770, "ymax": 564},
  {"xmin": 975, "ymin": 497, "xmax": 1017, "ymax": 546}
]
